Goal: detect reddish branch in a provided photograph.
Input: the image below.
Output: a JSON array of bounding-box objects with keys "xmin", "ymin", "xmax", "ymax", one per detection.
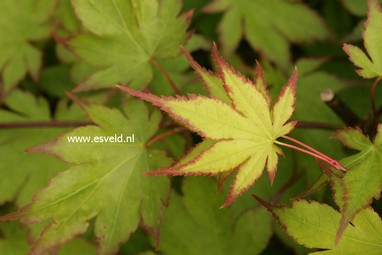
[
  {"xmin": 295, "ymin": 121, "xmax": 340, "ymax": 130},
  {"xmin": 0, "ymin": 121, "xmax": 93, "ymax": 128},
  {"xmin": 151, "ymin": 57, "xmax": 181, "ymax": 95},
  {"xmin": 146, "ymin": 127, "xmax": 185, "ymax": 147}
]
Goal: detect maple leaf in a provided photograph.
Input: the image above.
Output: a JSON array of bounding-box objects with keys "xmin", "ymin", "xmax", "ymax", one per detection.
[
  {"xmin": 342, "ymin": 0, "xmax": 370, "ymax": 16},
  {"xmin": 0, "ymin": 99, "xmax": 171, "ymax": 255},
  {"xmin": 0, "ymin": 90, "xmax": 72, "ymax": 207},
  {"xmin": 258, "ymin": 198, "xmax": 382, "ymax": 255},
  {"xmin": 203, "ymin": 0, "xmax": 328, "ymax": 69},
  {"xmin": 0, "ymin": 221, "xmax": 29, "ymax": 255},
  {"xmin": 0, "ymin": 0, "xmax": 55, "ymax": 97},
  {"xmin": 0, "ymin": 220, "xmax": 97, "ymax": 255},
  {"xmin": 343, "ymin": 0, "xmax": 382, "ymax": 78},
  {"xmin": 147, "ymin": 35, "xmax": 211, "ymax": 96},
  {"xmin": 65, "ymin": 0, "xmax": 191, "ymax": 91},
  {"xmin": 332, "ymin": 126, "xmax": 382, "ymax": 242},
  {"xmin": 54, "ymin": 0, "xmax": 81, "ymax": 36},
  {"xmin": 118, "ymin": 45, "xmax": 298, "ymax": 206},
  {"xmin": 158, "ymin": 177, "xmax": 272, "ymax": 255}
]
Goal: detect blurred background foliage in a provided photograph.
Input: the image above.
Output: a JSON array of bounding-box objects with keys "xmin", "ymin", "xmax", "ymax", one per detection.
[{"xmin": 0, "ymin": 0, "xmax": 381, "ymax": 254}]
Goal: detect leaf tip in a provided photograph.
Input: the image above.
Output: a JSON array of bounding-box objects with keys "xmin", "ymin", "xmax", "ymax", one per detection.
[
  {"xmin": 254, "ymin": 61, "xmax": 264, "ymax": 81},
  {"xmin": 25, "ymin": 141, "xmax": 53, "ymax": 155},
  {"xmin": 289, "ymin": 67, "xmax": 299, "ymax": 90},
  {"xmin": 221, "ymin": 196, "xmax": 234, "ymax": 208},
  {"xmin": 184, "ymin": 9, "xmax": 194, "ymax": 22},
  {"xmin": 139, "ymin": 220, "xmax": 162, "ymax": 250},
  {"xmin": 267, "ymin": 169, "xmax": 277, "ymax": 185},
  {"xmin": 254, "ymin": 61, "xmax": 271, "ymax": 103},
  {"xmin": 211, "ymin": 42, "xmax": 221, "ymax": 63},
  {"xmin": 342, "ymin": 43, "xmax": 350, "ymax": 52}
]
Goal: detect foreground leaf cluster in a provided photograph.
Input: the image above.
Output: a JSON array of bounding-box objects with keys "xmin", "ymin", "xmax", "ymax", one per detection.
[{"xmin": 120, "ymin": 45, "xmax": 298, "ymax": 206}]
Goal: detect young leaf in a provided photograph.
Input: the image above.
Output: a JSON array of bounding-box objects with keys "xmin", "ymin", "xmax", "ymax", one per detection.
[
  {"xmin": 204, "ymin": 0, "xmax": 329, "ymax": 69},
  {"xmin": 118, "ymin": 45, "xmax": 298, "ymax": 206},
  {"xmin": 159, "ymin": 177, "xmax": 272, "ymax": 255},
  {"xmin": 67, "ymin": 0, "xmax": 191, "ymax": 91},
  {"xmin": 332, "ymin": 126, "xmax": 382, "ymax": 241},
  {"xmin": 343, "ymin": 0, "xmax": 382, "ymax": 78},
  {"xmin": 0, "ymin": 99, "xmax": 171, "ymax": 255},
  {"xmin": 261, "ymin": 199, "xmax": 382, "ymax": 254},
  {"xmin": 0, "ymin": 0, "xmax": 55, "ymax": 96}
]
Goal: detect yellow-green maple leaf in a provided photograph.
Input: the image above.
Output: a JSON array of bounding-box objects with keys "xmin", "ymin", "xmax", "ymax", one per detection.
[
  {"xmin": 343, "ymin": 0, "xmax": 382, "ymax": 78},
  {"xmin": 118, "ymin": 45, "xmax": 298, "ymax": 206}
]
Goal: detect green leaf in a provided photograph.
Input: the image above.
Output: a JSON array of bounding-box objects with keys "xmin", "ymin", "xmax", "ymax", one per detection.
[
  {"xmin": 0, "ymin": 0, "xmax": 55, "ymax": 96},
  {"xmin": 118, "ymin": 45, "xmax": 298, "ymax": 206},
  {"xmin": 264, "ymin": 199, "xmax": 382, "ymax": 254},
  {"xmin": 332, "ymin": 125, "xmax": 382, "ymax": 241},
  {"xmin": 343, "ymin": 0, "xmax": 382, "ymax": 78},
  {"xmin": 204, "ymin": 0, "xmax": 329, "ymax": 69},
  {"xmin": 149, "ymin": 35, "xmax": 210, "ymax": 96},
  {"xmin": 67, "ymin": 0, "xmax": 191, "ymax": 91},
  {"xmin": 58, "ymin": 238, "xmax": 97, "ymax": 255},
  {"xmin": 342, "ymin": 0, "xmax": 382, "ymax": 16},
  {"xmin": 0, "ymin": 220, "xmax": 96, "ymax": 255},
  {"xmin": 0, "ymin": 99, "xmax": 171, "ymax": 255},
  {"xmin": 54, "ymin": 0, "xmax": 81, "ymax": 35},
  {"xmin": 39, "ymin": 65, "xmax": 76, "ymax": 97},
  {"xmin": 0, "ymin": 221, "xmax": 29, "ymax": 255},
  {"xmin": 0, "ymin": 90, "xmax": 70, "ymax": 206},
  {"xmin": 159, "ymin": 177, "xmax": 272, "ymax": 255}
]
